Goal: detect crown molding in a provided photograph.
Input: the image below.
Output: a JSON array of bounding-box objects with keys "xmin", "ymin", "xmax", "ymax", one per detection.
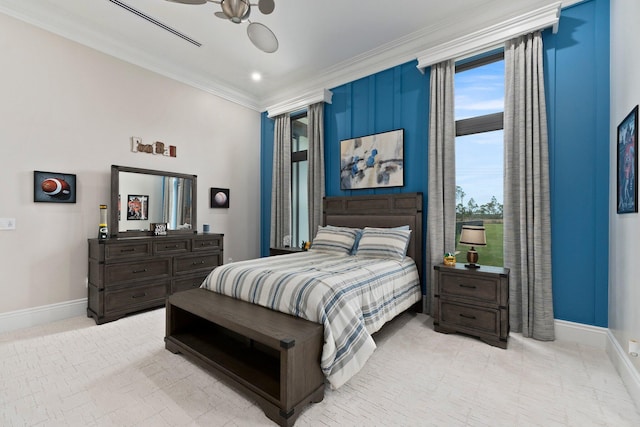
[
  {"xmin": 266, "ymin": 89, "xmax": 333, "ymax": 118},
  {"xmin": 415, "ymin": 2, "xmax": 562, "ymax": 71}
]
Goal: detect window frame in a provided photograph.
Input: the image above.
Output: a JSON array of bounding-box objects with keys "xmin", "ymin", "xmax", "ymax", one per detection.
[{"xmin": 290, "ymin": 112, "xmax": 308, "ymax": 246}]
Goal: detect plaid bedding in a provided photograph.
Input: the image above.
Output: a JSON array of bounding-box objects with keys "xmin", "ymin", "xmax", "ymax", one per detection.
[{"xmin": 201, "ymin": 250, "xmax": 421, "ymax": 389}]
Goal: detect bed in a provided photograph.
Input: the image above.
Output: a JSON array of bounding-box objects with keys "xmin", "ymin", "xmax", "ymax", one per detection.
[{"xmin": 165, "ymin": 192, "xmax": 423, "ymax": 426}]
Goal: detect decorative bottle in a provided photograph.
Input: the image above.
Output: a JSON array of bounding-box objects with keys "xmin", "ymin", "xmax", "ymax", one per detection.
[{"xmin": 98, "ymin": 204, "xmax": 109, "ymax": 240}]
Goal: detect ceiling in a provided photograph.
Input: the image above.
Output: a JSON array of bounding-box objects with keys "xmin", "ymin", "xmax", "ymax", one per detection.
[{"xmin": 0, "ymin": 0, "xmax": 576, "ymax": 111}]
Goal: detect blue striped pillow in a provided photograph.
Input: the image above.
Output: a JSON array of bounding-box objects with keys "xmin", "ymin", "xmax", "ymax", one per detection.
[
  {"xmin": 355, "ymin": 227, "xmax": 412, "ymax": 261},
  {"xmin": 310, "ymin": 226, "xmax": 358, "ymax": 254}
]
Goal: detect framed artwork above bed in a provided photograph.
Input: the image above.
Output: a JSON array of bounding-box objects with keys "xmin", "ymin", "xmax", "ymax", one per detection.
[{"xmin": 340, "ymin": 129, "xmax": 404, "ymax": 190}]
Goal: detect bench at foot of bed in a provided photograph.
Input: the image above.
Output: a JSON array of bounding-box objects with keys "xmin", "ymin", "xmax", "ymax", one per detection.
[{"xmin": 165, "ymin": 288, "xmax": 325, "ymax": 427}]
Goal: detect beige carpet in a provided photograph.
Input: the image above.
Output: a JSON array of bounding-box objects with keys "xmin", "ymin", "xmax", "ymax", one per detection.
[{"xmin": 1, "ymin": 308, "xmax": 639, "ymax": 426}]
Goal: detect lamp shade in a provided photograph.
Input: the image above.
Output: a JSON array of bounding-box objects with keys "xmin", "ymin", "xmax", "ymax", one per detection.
[{"xmin": 459, "ymin": 225, "xmax": 487, "ymax": 247}]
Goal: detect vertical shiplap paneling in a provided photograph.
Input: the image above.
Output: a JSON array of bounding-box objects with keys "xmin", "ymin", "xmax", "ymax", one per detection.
[{"xmin": 544, "ymin": 0, "xmax": 609, "ymax": 326}]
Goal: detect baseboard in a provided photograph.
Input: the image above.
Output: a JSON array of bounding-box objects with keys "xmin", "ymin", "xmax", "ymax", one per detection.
[
  {"xmin": 553, "ymin": 319, "xmax": 640, "ymax": 409},
  {"xmin": 606, "ymin": 330, "xmax": 640, "ymax": 409},
  {"xmin": 0, "ymin": 298, "xmax": 87, "ymax": 334},
  {"xmin": 554, "ymin": 318, "xmax": 609, "ymax": 348}
]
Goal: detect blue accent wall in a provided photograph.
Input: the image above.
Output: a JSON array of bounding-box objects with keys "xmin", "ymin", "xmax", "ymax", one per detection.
[
  {"xmin": 543, "ymin": 0, "xmax": 610, "ymax": 327},
  {"xmin": 260, "ymin": 0, "xmax": 610, "ymax": 326}
]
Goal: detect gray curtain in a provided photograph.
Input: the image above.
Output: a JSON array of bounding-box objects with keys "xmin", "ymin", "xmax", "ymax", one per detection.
[
  {"xmin": 307, "ymin": 102, "xmax": 325, "ymax": 239},
  {"xmin": 270, "ymin": 113, "xmax": 292, "ymax": 248},
  {"xmin": 426, "ymin": 59, "xmax": 457, "ymax": 314},
  {"xmin": 503, "ymin": 31, "xmax": 554, "ymax": 340}
]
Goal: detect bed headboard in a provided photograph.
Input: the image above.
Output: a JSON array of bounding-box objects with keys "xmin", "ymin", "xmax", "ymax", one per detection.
[{"xmin": 322, "ymin": 192, "xmax": 423, "ymax": 283}]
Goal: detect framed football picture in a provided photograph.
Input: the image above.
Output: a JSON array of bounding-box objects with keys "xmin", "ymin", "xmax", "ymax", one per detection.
[{"xmin": 34, "ymin": 171, "xmax": 76, "ymax": 203}]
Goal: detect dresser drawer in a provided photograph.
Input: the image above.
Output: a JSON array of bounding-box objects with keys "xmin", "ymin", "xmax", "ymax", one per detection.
[
  {"xmin": 174, "ymin": 253, "xmax": 221, "ymax": 274},
  {"xmin": 193, "ymin": 235, "xmax": 223, "ymax": 252},
  {"xmin": 105, "ymin": 241, "xmax": 152, "ymax": 261},
  {"xmin": 105, "ymin": 281, "xmax": 168, "ymax": 314},
  {"xmin": 439, "ymin": 272, "xmax": 500, "ymax": 304},
  {"xmin": 172, "ymin": 272, "xmax": 210, "ymax": 293},
  {"xmin": 153, "ymin": 239, "xmax": 190, "ymax": 254},
  {"xmin": 439, "ymin": 301, "xmax": 500, "ymax": 336},
  {"xmin": 105, "ymin": 258, "xmax": 171, "ymax": 284}
]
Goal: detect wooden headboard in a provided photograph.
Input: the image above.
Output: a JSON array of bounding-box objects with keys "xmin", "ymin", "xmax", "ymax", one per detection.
[{"xmin": 322, "ymin": 192, "xmax": 423, "ymax": 283}]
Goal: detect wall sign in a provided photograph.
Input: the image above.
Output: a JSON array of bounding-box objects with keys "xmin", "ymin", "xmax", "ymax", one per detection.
[{"xmin": 131, "ymin": 137, "xmax": 177, "ymax": 157}]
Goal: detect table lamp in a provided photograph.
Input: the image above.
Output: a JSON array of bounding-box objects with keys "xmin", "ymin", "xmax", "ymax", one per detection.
[{"xmin": 459, "ymin": 225, "xmax": 486, "ymax": 269}]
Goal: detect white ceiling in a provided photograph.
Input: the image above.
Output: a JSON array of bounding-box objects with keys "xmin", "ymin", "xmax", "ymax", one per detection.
[{"xmin": 0, "ymin": 0, "xmax": 578, "ymax": 112}]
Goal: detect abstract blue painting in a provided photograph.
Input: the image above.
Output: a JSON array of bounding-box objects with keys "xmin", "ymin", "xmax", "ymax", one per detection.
[{"xmin": 340, "ymin": 129, "xmax": 404, "ymax": 190}]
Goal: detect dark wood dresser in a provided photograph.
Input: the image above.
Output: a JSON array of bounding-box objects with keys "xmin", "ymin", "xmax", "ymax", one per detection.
[
  {"xmin": 87, "ymin": 233, "xmax": 223, "ymax": 324},
  {"xmin": 433, "ymin": 263, "xmax": 509, "ymax": 348}
]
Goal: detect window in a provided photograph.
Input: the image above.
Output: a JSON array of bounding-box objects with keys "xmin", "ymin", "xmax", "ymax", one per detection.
[
  {"xmin": 291, "ymin": 113, "xmax": 309, "ymax": 246},
  {"xmin": 454, "ymin": 51, "xmax": 504, "ymax": 267}
]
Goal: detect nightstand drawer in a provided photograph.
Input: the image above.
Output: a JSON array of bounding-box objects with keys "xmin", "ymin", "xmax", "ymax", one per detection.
[
  {"xmin": 439, "ymin": 301, "xmax": 499, "ymax": 336},
  {"xmin": 440, "ymin": 272, "xmax": 499, "ymax": 304}
]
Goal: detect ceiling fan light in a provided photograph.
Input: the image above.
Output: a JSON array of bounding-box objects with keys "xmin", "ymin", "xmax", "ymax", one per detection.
[
  {"xmin": 221, "ymin": 0, "xmax": 250, "ymax": 23},
  {"xmin": 247, "ymin": 22, "xmax": 278, "ymax": 53}
]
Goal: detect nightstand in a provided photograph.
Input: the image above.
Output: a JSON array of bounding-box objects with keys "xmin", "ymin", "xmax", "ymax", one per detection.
[
  {"xmin": 433, "ymin": 263, "xmax": 510, "ymax": 348},
  {"xmin": 269, "ymin": 246, "xmax": 304, "ymax": 256}
]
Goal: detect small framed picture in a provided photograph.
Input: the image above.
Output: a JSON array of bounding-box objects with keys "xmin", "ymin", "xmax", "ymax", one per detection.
[
  {"xmin": 151, "ymin": 223, "xmax": 168, "ymax": 236},
  {"xmin": 210, "ymin": 188, "xmax": 230, "ymax": 208},
  {"xmin": 617, "ymin": 105, "xmax": 638, "ymax": 214},
  {"xmin": 34, "ymin": 171, "xmax": 77, "ymax": 203},
  {"xmin": 127, "ymin": 195, "xmax": 149, "ymax": 220}
]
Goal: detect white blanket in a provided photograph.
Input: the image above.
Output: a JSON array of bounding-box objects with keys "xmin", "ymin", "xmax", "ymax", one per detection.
[{"xmin": 201, "ymin": 250, "xmax": 421, "ymax": 388}]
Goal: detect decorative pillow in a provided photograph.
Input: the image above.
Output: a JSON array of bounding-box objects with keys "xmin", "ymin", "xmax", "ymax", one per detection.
[
  {"xmin": 324, "ymin": 225, "xmax": 362, "ymax": 255},
  {"xmin": 309, "ymin": 226, "xmax": 358, "ymax": 255},
  {"xmin": 355, "ymin": 227, "xmax": 412, "ymax": 261}
]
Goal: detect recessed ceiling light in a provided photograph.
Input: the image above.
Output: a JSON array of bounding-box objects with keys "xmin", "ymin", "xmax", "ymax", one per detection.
[{"xmin": 251, "ymin": 72, "xmax": 262, "ymax": 81}]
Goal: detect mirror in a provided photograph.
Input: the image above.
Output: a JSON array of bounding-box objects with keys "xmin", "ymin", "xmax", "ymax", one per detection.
[{"xmin": 110, "ymin": 165, "xmax": 197, "ymax": 237}]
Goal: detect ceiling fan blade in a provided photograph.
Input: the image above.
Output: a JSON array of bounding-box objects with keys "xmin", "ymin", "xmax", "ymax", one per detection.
[
  {"xmin": 247, "ymin": 22, "xmax": 278, "ymax": 53},
  {"xmin": 257, "ymin": 0, "xmax": 275, "ymax": 15},
  {"xmin": 165, "ymin": 0, "xmax": 208, "ymax": 4},
  {"xmin": 214, "ymin": 11, "xmax": 228, "ymax": 19}
]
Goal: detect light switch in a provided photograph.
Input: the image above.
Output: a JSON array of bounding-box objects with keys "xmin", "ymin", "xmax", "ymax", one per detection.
[{"xmin": 0, "ymin": 218, "xmax": 16, "ymax": 230}]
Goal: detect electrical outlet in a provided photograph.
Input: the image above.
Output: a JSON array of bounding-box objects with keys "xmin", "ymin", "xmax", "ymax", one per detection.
[
  {"xmin": 0, "ymin": 218, "xmax": 16, "ymax": 230},
  {"xmin": 629, "ymin": 339, "xmax": 639, "ymax": 357}
]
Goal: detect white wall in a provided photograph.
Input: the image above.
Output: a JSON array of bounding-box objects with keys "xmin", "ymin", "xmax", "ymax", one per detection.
[
  {"xmin": 610, "ymin": 0, "xmax": 640, "ymax": 373},
  {"xmin": 0, "ymin": 12, "xmax": 261, "ymax": 315}
]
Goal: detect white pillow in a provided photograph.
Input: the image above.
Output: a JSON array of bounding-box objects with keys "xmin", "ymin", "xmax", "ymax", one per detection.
[
  {"xmin": 355, "ymin": 227, "xmax": 412, "ymax": 261},
  {"xmin": 310, "ymin": 226, "xmax": 358, "ymax": 255}
]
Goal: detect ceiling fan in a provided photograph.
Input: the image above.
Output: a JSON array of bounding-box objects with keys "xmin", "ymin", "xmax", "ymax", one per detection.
[{"xmin": 166, "ymin": 0, "xmax": 278, "ymax": 53}]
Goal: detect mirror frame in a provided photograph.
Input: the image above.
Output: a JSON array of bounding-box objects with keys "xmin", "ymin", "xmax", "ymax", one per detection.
[{"xmin": 110, "ymin": 165, "xmax": 197, "ymax": 238}]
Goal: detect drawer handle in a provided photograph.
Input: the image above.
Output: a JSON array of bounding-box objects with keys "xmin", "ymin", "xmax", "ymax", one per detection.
[
  {"xmin": 121, "ymin": 248, "xmax": 136, "ymax": 253},
  {"xmin": 132, "ymin": 268, "xmax": 148, "ymax": 274},
  {"xmin": 132, "ymin": 292, "xmax": 147, "ymax": 299},
  {"xmin": 459, "ymin": 283, "xmax": 477, "ymax": 289},
  {"xmin": 460, "ymin": 313, "xmax": 476, "ymax": 320},
  {"xmin": 201, "ymin": 242, "xmax": 213, "ymax": 246},
  {"xmin": 192, "ymin": 260, "xmax": 205, "ymax": 265},
  {"xmin": 165, "ymin": 244, "xmax": 179, "ymax": 249}
]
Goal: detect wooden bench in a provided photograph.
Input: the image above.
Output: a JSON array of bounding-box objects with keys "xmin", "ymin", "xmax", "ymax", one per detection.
[{"xmin": 165, "ymin": 288, "xmax": 325, "ymax": 426}]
